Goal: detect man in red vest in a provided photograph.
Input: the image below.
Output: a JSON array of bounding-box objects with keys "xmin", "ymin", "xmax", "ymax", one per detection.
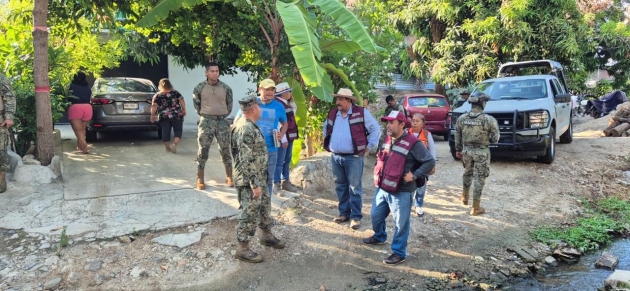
[
  {"xmin": 323, "ymin": 88, "xmax": 380, "ymax": 230},
  {"xmin": 273, "ymin": 82, "xmax": 300, "ymax": 194},
  {"xmin": 362, "ymin": 110, "xmax": 435, "ymax": 265}
]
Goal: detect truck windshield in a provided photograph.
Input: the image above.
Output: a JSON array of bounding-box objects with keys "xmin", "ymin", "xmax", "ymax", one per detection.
[{"xmin": 475, "ymin": 79, "xmax": 548, "ymax": 100}]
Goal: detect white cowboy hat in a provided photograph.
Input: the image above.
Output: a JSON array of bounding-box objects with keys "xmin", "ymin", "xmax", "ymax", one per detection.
[{"xmin": 333, "ymin": 88, "xmax": 358, "ymax": 102}]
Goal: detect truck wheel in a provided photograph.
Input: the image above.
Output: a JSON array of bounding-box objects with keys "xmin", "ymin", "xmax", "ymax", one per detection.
[
  {"xmin": 86, "ymin": 129, "xmax": 97, "ymax": 142},
  {"xmin": 559, "ymin": 118, "xmax": 573, "ymax": 144},
  {"xmin": 538, "ymin": 128, "xmax": 555, "ymax": 164},
  {"xmin": 450, "ymin": 147, "xmax": 461, "ymax": 161},
  {"xmin": 442, "ymin": 133, "xmax": 449, "ymax": 141}
]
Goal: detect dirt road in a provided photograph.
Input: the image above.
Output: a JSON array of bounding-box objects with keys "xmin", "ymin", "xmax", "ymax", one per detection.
[{"xmin": 1, "ymin": 116, "xmax": 628, "ymax": 291}]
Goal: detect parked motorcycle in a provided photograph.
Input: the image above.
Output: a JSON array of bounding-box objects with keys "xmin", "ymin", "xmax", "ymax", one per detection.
[{"xmin": 581, "ymin": 90, "xmax": 628, "ymax": 119}]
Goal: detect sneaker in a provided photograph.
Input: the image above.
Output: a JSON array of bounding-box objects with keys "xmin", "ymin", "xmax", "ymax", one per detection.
[
  {"xmin": 362, "ymin": 236, "xmax": 385, "ymax": 245},
  {"xmin": 416, "ymin": 207, "xmax": 424, "ymax": 217},
  {"xmin": 273, "ymin": 183, "xmax": 282, "ymax": 195},
  {"xmin": 350, "ymin": 220, "xmax": 361, "ymax": 230},
  {"xmin": 383, "ymin": 253, "xmax": 406, "ymax": 265}
]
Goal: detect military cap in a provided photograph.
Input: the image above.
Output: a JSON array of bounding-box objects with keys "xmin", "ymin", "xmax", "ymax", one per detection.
[
  {"xmin": 460, "ymin": 90, "xmax": 470, "ymax": 95},
  {"xmin": 239, "ymin": 94, "xmax": 262, "ymax": 109},
  {"xmin": 468, "ymin": 92, "xmax": 491, "ymax": 104}
]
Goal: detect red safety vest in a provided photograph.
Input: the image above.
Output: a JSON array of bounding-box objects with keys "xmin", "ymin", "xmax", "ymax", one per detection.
[
  {"xmin": 324, "ymin": 105, "xmax": 368, "ymax": 154},
  {"xmin": 276, "ymin": 97, "xmax": 299, "ymax": 141},
  {"xmin": 373, "ymin": 133, "xmax": 419, "ymax": 193}
]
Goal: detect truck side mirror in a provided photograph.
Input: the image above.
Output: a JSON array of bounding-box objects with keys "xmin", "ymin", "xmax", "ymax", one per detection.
[{"xmin": 554, "ymin": 93, "xmax": 571, "ymax": 103}]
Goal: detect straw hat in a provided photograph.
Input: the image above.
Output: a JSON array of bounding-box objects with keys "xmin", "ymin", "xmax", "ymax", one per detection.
[{"xmin": 333, "ymin": 88, "xmax": 358, "ymax": 102}]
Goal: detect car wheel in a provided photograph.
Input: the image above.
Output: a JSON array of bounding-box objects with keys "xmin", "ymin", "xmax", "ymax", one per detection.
[
  {"xmin": 86, "ymin": 129, "xmax": 97, "ymax": 142},
  {"xmin": 442, "ymin": 132, "xmax": 449, "ymax": 141},
  {"xmin": 450, "ymin": 147, "xmax": 461, "ymax": 161},
  {"xmin": 559, "ymin": 117, "xmax": 573, "ymax": 144},
  {"xmin": 538, "ymin": 127, "xmax": 555, "ymax": 164}
]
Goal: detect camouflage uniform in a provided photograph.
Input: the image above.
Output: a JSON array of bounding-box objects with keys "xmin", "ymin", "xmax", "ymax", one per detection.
[
  {"xmin": 455, "ymin": 93, "xmax": 499, "ymax": 215},
  {"xmin": 230, "ymin": 110, "xmax": 272, "ymax": 242},
  {"xmin": 192, "ymin": 80, "xmax": 233, "ymax": 171},
  {"xmin": 0, "ymin": 74, "xmax": 15, "ymax": 172}
]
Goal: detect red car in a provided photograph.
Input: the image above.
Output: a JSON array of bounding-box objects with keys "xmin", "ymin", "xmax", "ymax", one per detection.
[{"xmin": 399, "ymin": 93, "xmax": 451, "ymax": 140}]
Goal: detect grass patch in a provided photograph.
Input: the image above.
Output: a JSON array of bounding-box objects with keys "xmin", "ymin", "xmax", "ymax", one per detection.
[{"xmin": 531, "ymin": 197, "xmax": 630, "ymax": 252}]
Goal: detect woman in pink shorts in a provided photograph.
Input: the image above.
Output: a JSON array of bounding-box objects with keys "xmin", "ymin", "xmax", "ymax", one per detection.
[{"xmin": 68, "ymin": 72, "xmax": 93, "ymax": 154}]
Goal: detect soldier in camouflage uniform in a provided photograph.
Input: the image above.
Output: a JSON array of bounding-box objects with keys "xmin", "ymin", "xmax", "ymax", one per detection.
[
  {"xmin": 454, "ymin": 92, "xmax": 499, "ymax": 216},
  {"xmin": 0, "ymin": 74, "xmax": 16, "ymax": 193},
  {"xmin": 231, "ymin": 95, "xmax": 285, "ymax": 263},
  {"xmin": 193, "ymin": 62, "xmax": 234, "ymax": 189}
]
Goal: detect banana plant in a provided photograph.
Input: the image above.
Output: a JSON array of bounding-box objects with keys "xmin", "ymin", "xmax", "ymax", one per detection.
[
  {"xmin": 283, "ymin": 77, "xmax": 307, "ymax": 167},
  {"xmin": 136, "ymin": 0, "xmax": 384, "ymax": 102}
]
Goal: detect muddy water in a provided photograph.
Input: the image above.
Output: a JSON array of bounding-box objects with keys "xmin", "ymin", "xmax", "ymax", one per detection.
[{"xmin": 535, "ymin": 238, "xmax": 630, "ymax": 290}]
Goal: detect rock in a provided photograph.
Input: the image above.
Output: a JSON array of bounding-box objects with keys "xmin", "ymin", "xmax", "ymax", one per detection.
[
  {"xmin": 553, "ymin": 248, "xmax": 581, "ymax": 263},
  {"xmin": 43, "ymin": 277, "xmax": 62, "ymax": 290},
  {"xmin": 8, "ymin": 150, "xmax": 22, "ymax": 175},
  {"xmin": 508, "ymin": 247, "xmax": 536, "ymax": 262},
  {"xmin": 151, "ymin": 231, "xmax": 203, "ymax": 248},
  {"xmin": 605, "ymin": 269, "xmax": 630, "ymax": 289},
  {"xmin": 474, "ymin": 256, "xmax": 485, "ymax": 262},
  {"xmin": 47, "ymin": 156, "xmax": 62, "ymax": 178},
  {"xmin": 13, "ymin": 164, "xmax": 57, "ymax": 184},
  {"xmin": 130, "ymin": 266, "xmax": 147, "ymax": 278},
  {"xmin": 39, "ymin": 266, "xmax": 49, "ymax": 272},
  {"xmin": 230, "ymin": 250, "xmax": 236, "ymax": 256},
  {"xmin": 93, "ymin": 274, "xmax": 107, "ymax": 285},
  {"xmin": 87, "ymin": 260, "xmax": 102, "ymax": 272},
  {"xmin": 9, "ymin": 234, "xmax": 18, "ymax": 240},
  {"xmin": 595, "ymin": 252, "xmax": 619, "ymax": 270},
  {"xmin": 177, "ymin": 259, "xmax": 187, "ymax": 267},
  {"xmin": 523, "ymin": 248, "xmax": 539, "ymax": 258},
  {"xmin": 210, "ymin": 248, "xmax": 225, "ymax": 258},
  {"xmin": 45, "ymin": 256, "xmax": 59, "ymax": 266},
  {"xmin": 22, "ymin": 154, "xmax": 41, "ymax": 165},
  {"xmin": 39, "ymin": 243, "xmax": 51, "ymax": 250},
  {"xmin": 118, "ymin": 236, "xmax": 132, "ymax": 243},
  {"xmin": 289, "ymin": 152, "xmax": 335, "ymax": 195},
  {"xmin": 11, "ymin": 246, "xmax": 23, "ymax": 253},
  {"xmin": 67, "ymin": 271, "xmax": 82, "ymax": 283},
  {"xmin": 196, "ymin": 252, "xmax": 207, "ymax": 259},
  {"xmin": 545, "ymin": 256, "xmax": 558, "ymax": 267}
]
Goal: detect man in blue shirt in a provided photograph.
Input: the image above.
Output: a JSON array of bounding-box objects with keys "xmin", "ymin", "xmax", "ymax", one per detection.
[
  {"xmin": 235, "ymin": 79, "xmax": 288, "ymax": 195},
  {"xmin": 322, "ymin": 88, "xmax": 380, "ymax": 230}
]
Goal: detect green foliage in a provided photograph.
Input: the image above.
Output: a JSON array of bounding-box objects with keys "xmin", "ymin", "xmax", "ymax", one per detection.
[
  {"xmin": 531, "ymin": 197, "xmax": 630, "ymax": 252},
  {"xmin": 1, "ymin": 0, "xmax": 123, "ymax": 155},
  {"xmin": 594, "ymin": 79, "xmax": 614, "ymax": 97},
  {"xmin": 59, "ymin": 226, "xmax": 68, "ymax": 248}
]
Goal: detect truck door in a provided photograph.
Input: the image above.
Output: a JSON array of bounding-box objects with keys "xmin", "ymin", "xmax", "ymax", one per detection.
[{"xmin": 550, "ymin": 79, "xmax": 570, "ymax": 137}]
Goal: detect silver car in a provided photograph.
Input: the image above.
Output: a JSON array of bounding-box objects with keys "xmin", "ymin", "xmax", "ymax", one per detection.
[{"xmin": 87, "ymin": 77, "xmax": 160, "ymax": 142}]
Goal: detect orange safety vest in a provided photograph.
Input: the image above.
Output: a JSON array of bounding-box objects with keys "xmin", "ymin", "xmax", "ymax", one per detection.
[{"xmin": 409, "ymin": 127, "xmax": 430, "ymax": 148}]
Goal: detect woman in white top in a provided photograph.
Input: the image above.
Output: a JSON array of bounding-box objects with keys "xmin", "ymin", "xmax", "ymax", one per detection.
[{"xmin": 409, "ymin": 113, "xmax": 436, "ymax": 217}]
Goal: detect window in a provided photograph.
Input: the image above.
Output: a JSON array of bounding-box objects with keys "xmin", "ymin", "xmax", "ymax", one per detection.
[
  {"xmin": 94, "ymin": 79, "xmax": 156, "ymax": 94},
  {"xmin": 407, "ymin": 96, "xmax": 447, "ymax": 108},
  {"xmin": 475, "ymin": 79, "xmax": 548, "ymax": 100}
]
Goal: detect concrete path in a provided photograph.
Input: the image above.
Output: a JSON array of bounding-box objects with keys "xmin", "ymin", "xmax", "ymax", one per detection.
[{"xmin": 0, "ymin": 125, "xmax": 297, "ymax": 241}]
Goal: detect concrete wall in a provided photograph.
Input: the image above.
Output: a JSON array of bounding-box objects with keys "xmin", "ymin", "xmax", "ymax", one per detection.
[{"xmin": 167, "ymin": 56, "xmax": 257, "ymax": 125}]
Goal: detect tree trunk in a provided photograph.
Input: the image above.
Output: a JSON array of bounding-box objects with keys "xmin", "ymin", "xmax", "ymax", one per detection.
[
  {"xmin": 603, "ymin": 121, "xmax": 619, "ymax": 137},
  {"xmin": 429, "ymin": 17, "xmax": 447, "ymax": 96},
  {"xmin": 33, "ymin": 0, "xmax": 54, "ymax": 166},
  {"xmin": 611, "ymin": 122, "xmax": 630, "ymax": 137}
]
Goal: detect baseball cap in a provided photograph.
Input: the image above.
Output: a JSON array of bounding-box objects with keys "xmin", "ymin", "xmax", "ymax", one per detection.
[
  {"xmin": 259, "ymin": 79, "xmax": 276, "ymax": 89},
  {"xmin": 381, "ymin": 110, "xmax": 406, "ymax": 123},
  {"xmin": 275, "ymin": 82, "xmax": 293, "ymax": 96}
]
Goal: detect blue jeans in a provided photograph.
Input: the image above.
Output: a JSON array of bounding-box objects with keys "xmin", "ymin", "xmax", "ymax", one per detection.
[
  {"xmin": 267, "ymin": 151, "xmax": 278, "ymax": 195},
  {"xmin": 274, "ymin": 140, "xmax": 294, "ymax": 183},
  {"xmin": 414, "ymin": 177, "xmax": 427, "ymax": 208},
  {"xmin": 331, "ymin": 154, "xmax": 364, "ymax": 221},
  {"xmin": 370, "ymin": 188, "xmax": 413, "ymax": 259}
]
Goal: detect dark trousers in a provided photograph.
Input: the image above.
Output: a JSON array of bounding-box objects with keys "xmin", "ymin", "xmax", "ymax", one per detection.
[{"xmin": 159, "ymin": 118, "xmax": 183, "ymax": 142}]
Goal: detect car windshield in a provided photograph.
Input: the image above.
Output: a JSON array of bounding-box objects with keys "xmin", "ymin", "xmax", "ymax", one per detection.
[
  {"xmin": 94, "ymin": 79, "xmax": 156, "ymax": 94},
  {"xmin": 408, "ymin": 96, "xmax": 447, "ymax": 108},
  {"xmin": 474, "ymin": 79, "xmax": 547, "ymax": 100}
]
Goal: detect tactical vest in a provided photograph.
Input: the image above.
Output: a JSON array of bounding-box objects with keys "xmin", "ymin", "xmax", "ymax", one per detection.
[
  {"xmin": 276, "ymin": 97, "xmax": 299, "ymax": 141},
  {"xmin": 324, "ymin": 105, "xmax": 368, "ymax": 154},
  {"xmin": 373, "ymin": 133, "xmax": 419, "ymax": 193},
  {"xmin": 409, "ymin": 127, "xmax": 429, "ymax": 148},
  {"xmin": 461, "ymin": 113, "xmax": 490, "ymax": 147}
]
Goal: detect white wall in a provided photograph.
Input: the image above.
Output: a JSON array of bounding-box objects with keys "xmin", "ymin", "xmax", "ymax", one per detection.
[{"xmin": 167, "ymin": 55, "xmax": 257, "ymax": 125}]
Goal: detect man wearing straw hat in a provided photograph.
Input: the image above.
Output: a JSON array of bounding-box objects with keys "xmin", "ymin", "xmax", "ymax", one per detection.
[
  {"xmin": 273, "ymin": 82, "xmax": 300, "ymax": 195},
  {"xmin": 323, "ymin": 88, "xmax": 380, "ymax": 230}
]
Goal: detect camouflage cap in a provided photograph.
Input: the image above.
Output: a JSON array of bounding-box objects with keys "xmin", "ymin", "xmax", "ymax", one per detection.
[
  {"xmin": 460, "ymin": 90, "xmax": 470, "ymax": 95},
  {"xmin": 468, "ymin": 92, "xmax": 491, "ymax": 104},
  {"xmin": 239, "ymin": 94, "xmax": 262, "ymax": 109}
]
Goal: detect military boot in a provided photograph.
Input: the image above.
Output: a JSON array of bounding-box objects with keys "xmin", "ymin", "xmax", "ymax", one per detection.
[
  {"xmin": 225, "ymin": 165, "xmax": 234, "ymax": 187},
  {"xmin": 235, "ymin": 241, "xmax": 263, "ymax": 263},
  {"xmin": 0, "ymin": 172, "xmax": 6, "ymax": 193},
  {"xmin": 281, "ymin": 180, "xmax": 299, "ymax": 192},
  {"xmin": 259, "ymin": 229, "xmax": 285, "ymax": 249},
  {"xmin": 196, "ymin": 170, "xmax": 206, "ymax": 190},
  {"xmin": 461, "ymin": 187, "xmax": 470, "ymax": 205},
  {"xmin": 470, "ymin": 199, "xmax": 485, "ymax": 216}
]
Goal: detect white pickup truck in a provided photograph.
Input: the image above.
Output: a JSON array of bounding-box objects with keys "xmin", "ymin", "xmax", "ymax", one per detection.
[{"xmin": 448, "ymin": 60, "xmax": 574, "ymax": 164}]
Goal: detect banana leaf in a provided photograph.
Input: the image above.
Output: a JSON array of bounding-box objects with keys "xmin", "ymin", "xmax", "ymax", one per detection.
[
  {"xmin": 284, "ymin": 77, "xmax": 307, "ymax": 168},
  {"xmin": 319, "ymin": 39, "xmax": 361, "ymax": 53},
  {"xmin": 136, "ymin": 0, "xmax": 219, "ymax": 28},
  {"xmin": 321, "ymin": 63, "xmax": 362, "ymax": 105}
]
